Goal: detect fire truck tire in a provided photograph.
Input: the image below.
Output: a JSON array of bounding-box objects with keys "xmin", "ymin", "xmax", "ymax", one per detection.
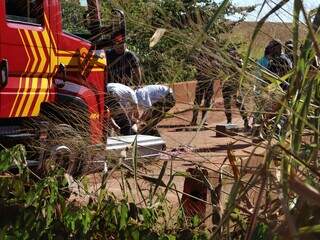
[{"xmin": 40, "ymin": 124, "xmax": 86, "ymax": 177}]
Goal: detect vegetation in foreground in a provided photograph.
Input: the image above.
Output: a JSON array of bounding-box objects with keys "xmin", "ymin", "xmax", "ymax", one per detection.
[
  {"xmin": 0, "ymin": 145, "xmax": 209, "ymax": 239},
  {"xmin": 0, "ymin": 0, "xmax": 319, "ymax": 239}
]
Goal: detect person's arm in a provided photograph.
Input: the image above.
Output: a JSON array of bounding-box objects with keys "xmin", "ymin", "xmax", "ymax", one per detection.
[
  {"xmin": 140, "ymin": 91, "xmax": 152, "ymax": 122},
  {"xmin": 109, "ymin": 117, "xmax": 121, "ymax": 133},
  {"xmin": 130, "ymin": 105, "xmax": 140, "ymax": 124}
]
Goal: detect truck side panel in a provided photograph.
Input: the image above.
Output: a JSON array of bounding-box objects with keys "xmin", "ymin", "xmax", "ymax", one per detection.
[
  {"xmin": 0, "ymin": 0, "xmax": 55, "ymax": 118},
  {"xmin": 0, "ymin": 0, "xmax": 107, "ymax": 145}
]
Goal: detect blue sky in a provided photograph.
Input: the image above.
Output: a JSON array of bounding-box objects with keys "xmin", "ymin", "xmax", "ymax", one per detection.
[{"xmin": 225, "ymin": 0, "xmax": 319, "ymax": 22}]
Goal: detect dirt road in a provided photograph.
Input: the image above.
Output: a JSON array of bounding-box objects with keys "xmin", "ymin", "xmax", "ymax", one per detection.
[
  {"xmin": 103, "ymin": 104, "xmax": 264, "ymax": 201},
  {"xmin": 89, "ymin": 81, "xmax": 266, "ymax": 212}
]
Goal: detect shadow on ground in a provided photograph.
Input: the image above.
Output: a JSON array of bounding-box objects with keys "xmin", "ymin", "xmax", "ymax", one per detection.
[{"xmin": 193, "ymin": 143, "xmax": 252, "ymax": 153}]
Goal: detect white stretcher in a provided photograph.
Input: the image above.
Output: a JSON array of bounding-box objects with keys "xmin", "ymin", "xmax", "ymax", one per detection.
[{"xmin": 106, "ymin": 134, "xmax": 166, "ymax": 161}]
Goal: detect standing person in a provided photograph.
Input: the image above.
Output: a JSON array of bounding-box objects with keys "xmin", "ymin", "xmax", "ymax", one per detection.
[
  {"xmin": 106, "ymin": 33, "xmax": 142, "ymax": 87},
  {"xmin": 257, "ymin": 39, "xmax": 292, "ymax": 77},
  {"xmin": 254, "ymin": 40, "xmax": 292, "ymax": 137},
  {"xmin": 136, "ymin": 85, "xmax": 175, "ymax": 135},
  {"xmin": 267, "ymin": 40, "xmax": 292, "ymax": 90},
  {"xmin": 190, "ymin": 44, "xmax": 217, "ymax": 126},
  {"xmin": 257, "ymin": 42, "xmax": 273, "ymax": 70},
  {"xmin": 190, "ymin": 77, "xmax": 214, "ymax": 126},
  {"xmin": 254, "ymin": 40, "xmax": 280, "ymax": 134},
  {"xmin": 222, "ymin": 46, "xmax": 250, "ymax": 130},
  {"xmin": 284, "ymin": 39, "xmax": 294, "ymax": 64},
  {"xmin": 106, "ymin": 83, "xmax": 139, "ymax": 135}
]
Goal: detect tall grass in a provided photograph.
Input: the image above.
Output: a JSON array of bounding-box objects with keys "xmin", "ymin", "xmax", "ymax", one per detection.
[
  {"xmin": 0, "ymin": 0, "xmax": 319, "ymax": 239},
  {"xmin": 106, "ymin": 0, "xmax": 320, "ymax": 238}
]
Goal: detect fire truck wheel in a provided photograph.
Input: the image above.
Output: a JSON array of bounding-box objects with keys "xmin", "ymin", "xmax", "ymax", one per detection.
[{"xmin": 40, "ymin": 124, "xmax": 85, "ymax": 176}]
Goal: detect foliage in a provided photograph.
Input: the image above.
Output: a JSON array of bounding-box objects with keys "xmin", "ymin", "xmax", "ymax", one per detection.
[
  {"xmin": 2, "ymin": 0, "xmax": 320, "ymax": 239},
  {"xmin": 99, "ymin": 0, "xmax": 254, "ymax": 84},
  {"xmin": 221, "ymin": 2, "xmax": 320, "ymax": 240},
  {"xmin": 60, "ymin": 0, "xmax": 254, "ymax": 84},
  {"xmin": 0, "ymin": 145, "xmax": 208, "ymax": 239},
  {"xmin": 61, "ymin": 1, "xmax": 90, "ymax": 35}
]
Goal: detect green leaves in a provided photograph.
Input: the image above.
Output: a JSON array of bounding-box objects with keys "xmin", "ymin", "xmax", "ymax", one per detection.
[
  {"xmin": 252, "ymin": 223, "xmax": 269, "ymax": 240},
  {"xmin": 299, "ymin": 225, "xmax": 320, "ymax": 235},
  {"xmin": 119, "ymin": 202, "xmax": 129, "ymax": 230},
  {"xmin": 0, "ymin": 145, "xmax": 26, "ymax": 173},
  {"xmin": 0, "ymin": 144, "xmax": 209, "ymax": 239},
  {"xmin": 63, "ymin": 206, "xmax": 94, "ymax": 234},
  {"xmin": 204, "ymin": 0, "xmax": 230, "ymax": 33},
  {"xmin": 107, "ymin": 0, "xmax": 252, "ymax": 84}
]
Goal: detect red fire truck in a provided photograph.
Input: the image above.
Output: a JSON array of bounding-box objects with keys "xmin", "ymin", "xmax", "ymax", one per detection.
[{"xmin": 0, "ymin": 0, "xmax": 119, "ymax": 175}]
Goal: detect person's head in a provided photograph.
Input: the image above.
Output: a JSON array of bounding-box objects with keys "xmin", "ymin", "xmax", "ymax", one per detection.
[
  {"xmin": 112, "ymin": 33, "xmax": 126, "ymax": 54},
  {"xmin": 265, "ymin": 39, "xmax": 282, "ymax": 57}
]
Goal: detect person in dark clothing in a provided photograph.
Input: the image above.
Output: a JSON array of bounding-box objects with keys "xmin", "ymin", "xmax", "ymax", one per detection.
[
  {"xmin": 258, "ymin": 39, "xmax": 291, "ymax": 72},
  {"xmin": 222, "ymin": 46, "xmax": 250, "ymax": 130},
  {"xmin": 190, "ymin": 78, "xmax": 214, "ymax": 126},
  {"xmin": 106, "ymin": 34, "xmax": 142, "ymax": 87},
  {"xmin": 265, "ymin": 39, "xmax": 292, "ymax": 77},
  {"xmin": 269, "ymin": 55, "xmax": 292, "ymax": 78},
  {"xmin": 256, "ymin": 39, "xmax": 292, "ymax": 89},
  {"xmin": 267, "ymin": 40, "xmax": 292, "ymax": 91},
  {"xmin": 222, "ymin": 86, "xmax": 249, "ymax": 129},
  {"xmin": 253, "ymin": 39, "xmax": 292, "ymax": 138},
  {"xmin": 190, "ymin": 48, "xmax": 217, "ymax": 126}
]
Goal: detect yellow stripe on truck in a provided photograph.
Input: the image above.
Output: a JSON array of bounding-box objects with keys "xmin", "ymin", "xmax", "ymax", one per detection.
[
  {"xmin": 24, "ymin": 30, "xmax": 38, "ymax": 73},
  {"xmin": 10, "ymin": 30, "xmax": 31, "ymax": 117},
  {"xmin": 32, "ymin": 78, "xmax": 49, "ymax": 116},
  {"xmin": 32, "ymin": 32, "xmax": 46, "ymax": 73},
  {"xmin": 41, "ymin": 22, "xmax": 59, "ymax": 73},
  {"xmin": 21, "ymin": 78, "xmax": 38, "ymax": 117},
  {"xmin": 45, "ymin": 78, "xmax": 52, "ymax": 102},
  {"xmin": 44, "ymin": 15, "xmax": 57, "ymax": 50},
  {"xmin": 15, "ymin": 77, "xmax": 30, "ymax": 117}
]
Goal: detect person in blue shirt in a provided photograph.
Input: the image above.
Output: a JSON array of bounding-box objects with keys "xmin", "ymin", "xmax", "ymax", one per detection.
[
  {"xmin": 257, "ymin": 40, "xmax": 280, "ymax": 70},
  {"xmin": 257, "ymin": 39, "xmax": 292, "ymax": 78},
  {"xmin": 253, "ymin": 39, "xmax": 293, "ymax": 137},
  {"xmin": 257, "ymin": 50, "xmax": 270, "ymax": 69}
]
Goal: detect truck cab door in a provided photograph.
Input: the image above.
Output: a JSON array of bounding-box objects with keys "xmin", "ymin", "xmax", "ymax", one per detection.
[{"xmin": 0, "ymin": 0, "xmax": 53, "ymax": 118}]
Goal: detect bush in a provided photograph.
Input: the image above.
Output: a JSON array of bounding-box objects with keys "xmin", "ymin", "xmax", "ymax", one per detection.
[
  {"xmin": 101, "ymin": 0, "xmax": 253, "ymax": 84},
  {"xmin": 0, "ymin": 145, "xmax": 209, "ymax": 239}
]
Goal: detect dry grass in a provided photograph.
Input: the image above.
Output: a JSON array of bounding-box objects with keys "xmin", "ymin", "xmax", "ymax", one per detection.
[{"xmin": 227, "ymin": 21, "xmax": 308, "ymax": 58}]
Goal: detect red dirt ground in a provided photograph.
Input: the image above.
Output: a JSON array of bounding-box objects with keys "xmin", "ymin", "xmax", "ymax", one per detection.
[{"xmin": 89, "ymin": 81, "xmax": 266, "ymax": 211}]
